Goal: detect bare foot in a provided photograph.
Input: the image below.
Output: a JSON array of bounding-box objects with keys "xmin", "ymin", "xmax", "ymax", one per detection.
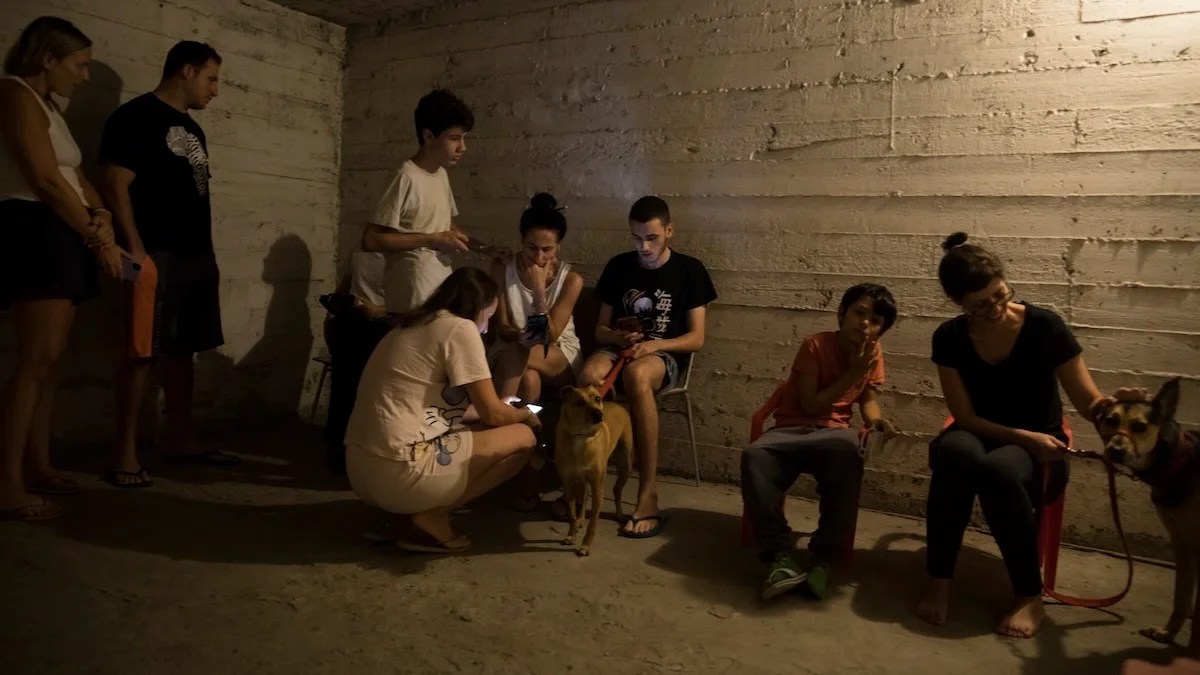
[
  {"xmin": 995, "ymin": 596, "xmax": 1045, "ymax": 638},
  {"xmin": 411, "ymin": 508, "xmax": 461, "ymax": 545},
  {"xmin": 915, "ymin": 578, "xmax": 951, "ymax": 626},
  {"xmin": 622, "ymin": 493, "xmax": 660, "ymax": 536}
]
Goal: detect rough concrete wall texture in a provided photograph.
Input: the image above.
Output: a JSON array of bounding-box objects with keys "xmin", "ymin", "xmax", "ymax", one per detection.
[
  {"xmin": 339, "ymin": 0, "xmax": 1199, "ymax": 556},
  {"xmin": 0, "ymin": 0, "xmax": 345, "ymax": 442}
]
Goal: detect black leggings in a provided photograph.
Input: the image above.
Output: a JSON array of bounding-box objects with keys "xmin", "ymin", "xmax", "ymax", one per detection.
[{"xmin": 925, "ymin": 429, "xmax": 1067, "ymax": 597}]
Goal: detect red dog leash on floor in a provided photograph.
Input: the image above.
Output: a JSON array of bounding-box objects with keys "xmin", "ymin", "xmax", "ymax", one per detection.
[{"xmin": 1041, "ymin": 447, "xmax": 1134, "ymax": 609}]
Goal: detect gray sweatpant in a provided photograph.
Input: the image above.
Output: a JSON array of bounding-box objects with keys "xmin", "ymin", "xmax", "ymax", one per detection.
[{"xmin": 740, "ymin": 426, "xmax": 864, "ymax": 563}]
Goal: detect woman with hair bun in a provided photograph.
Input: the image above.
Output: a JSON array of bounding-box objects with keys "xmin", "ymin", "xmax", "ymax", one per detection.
[
  {"xmin": 915, "ymin": 232, "xmax": 1136, "ymax": 638},
  {"xmin": 490, "ymin": 192, "xmax": 584, "ymax": 406}
]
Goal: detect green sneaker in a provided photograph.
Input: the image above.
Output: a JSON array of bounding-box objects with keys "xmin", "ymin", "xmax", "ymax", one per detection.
[
  {"xmin": 761, "ymin": 552, "xmax": 807, "ymax": 601},
  {"xmin": 803, "ymin": 560, "xmax": 831, "ymax": 600}
]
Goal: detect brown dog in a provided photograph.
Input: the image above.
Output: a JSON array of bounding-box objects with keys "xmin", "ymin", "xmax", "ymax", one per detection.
[
  {"xmin": 1100, "ymin": 377, "xmax": 1199, "ymax": 656},
  {"xmin": 555, "ymin": 384, "xmax": 633, "ymax": 556}
]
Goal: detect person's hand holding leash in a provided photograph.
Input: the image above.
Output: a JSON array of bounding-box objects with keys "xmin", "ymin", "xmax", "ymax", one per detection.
[{"xmin": 1019, "ymin": 430, "xmax": 1069, "ymax": 461}]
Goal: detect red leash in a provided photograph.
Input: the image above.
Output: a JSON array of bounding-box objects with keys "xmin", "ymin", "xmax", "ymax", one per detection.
[
  {"xmin": 596, "ymin": 348, "xmax": 635, "ymax": 399},
  {"xmin": 1040, "ymin": 448, "xmax": 1134, "ymax": 609}
]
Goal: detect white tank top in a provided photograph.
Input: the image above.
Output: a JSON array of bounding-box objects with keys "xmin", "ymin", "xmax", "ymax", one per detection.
[
  {"xmin": 504, "ymin": 260, "xmax": 580, "ymax": 351},
  {"xmin": 0, "ymin": 75, "xmax": 87, "ymax": 204}
]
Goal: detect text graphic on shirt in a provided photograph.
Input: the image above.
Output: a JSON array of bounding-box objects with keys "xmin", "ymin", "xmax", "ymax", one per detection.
[{"xmin": 165, "ymin": 126, "xmax": 209, "ymax": 197}]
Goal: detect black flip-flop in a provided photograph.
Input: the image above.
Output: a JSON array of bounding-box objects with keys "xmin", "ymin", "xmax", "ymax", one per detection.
[
  {"xmin": 163, "ymin": 450, "xmax": 240, "ymax": 466},
  {"xmin": 104, "ymin": 468, "xmax": 153, "ymax": 489},
  {"xmin": 619, "ymin": 514, "xmax": 666, "ymax": 539}
]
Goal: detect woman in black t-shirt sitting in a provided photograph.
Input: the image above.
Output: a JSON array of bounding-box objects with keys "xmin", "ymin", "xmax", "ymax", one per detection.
[{"xmin": 915, "ymin": 232, "xmax": 1130, "ymax": 639}]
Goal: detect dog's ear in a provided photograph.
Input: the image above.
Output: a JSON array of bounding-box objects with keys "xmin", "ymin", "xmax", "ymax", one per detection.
[
  {"xmin": 1151, "ymin": 377, "xmax": 1181, "ymax": 424},
  {"xmin": 560, "ymin": 385, "xmax": 575, "ymax": 399}
]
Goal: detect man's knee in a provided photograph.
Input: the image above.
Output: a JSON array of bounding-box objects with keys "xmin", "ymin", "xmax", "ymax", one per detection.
[
  {"xmin": 741, "ymin": 445, "xmax": 781, "ymax": 485},
  {"xmin": 621, "ymin": 364, "xmax": 659, "ymax": 398},
  {"xmin": 578, "ymin": 355, "xmax": 611, "ymax": 386}
]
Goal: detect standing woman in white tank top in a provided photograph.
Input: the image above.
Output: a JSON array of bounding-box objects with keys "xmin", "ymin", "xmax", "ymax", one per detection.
[
  {"xmin": 0, "ymin": 17, "xmax": 125, "ymax": 521},
  {"xmin": 491, "ymin": 193, "xmax": 584, "ymax": 405}
]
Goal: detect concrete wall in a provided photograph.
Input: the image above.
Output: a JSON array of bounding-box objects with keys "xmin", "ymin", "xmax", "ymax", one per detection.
[
  {"xmin": 339, "ymin": 0, "xmax": 1199, "ymax": 556},
  {"xmin": 0, "ymin": 0, "xmax": 345, "ymax": 443}
]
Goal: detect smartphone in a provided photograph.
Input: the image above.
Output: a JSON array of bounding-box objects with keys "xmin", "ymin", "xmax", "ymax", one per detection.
[
  {"xmin": 616, "ymin": 316, "xmax": 641, "ymax": 333},
  {"xmin": 526, "ymin": 404, "xmax": 543, "ymax": 415},
  {"xmin": 121, "ymin": 255, "xmax": 144, "ymax": 283}
]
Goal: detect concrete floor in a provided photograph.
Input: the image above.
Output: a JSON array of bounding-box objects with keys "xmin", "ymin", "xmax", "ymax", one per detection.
[{"xmin": 1, "ymin": 423, "xmax": 1193, "ymax": 675}]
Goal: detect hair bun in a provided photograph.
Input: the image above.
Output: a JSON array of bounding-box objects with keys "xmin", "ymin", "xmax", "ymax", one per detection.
[
  {"xmin": 529, "ymin": 192, "xmax": 558, "ymax": 211},
  {"xmin": 942, "ymin": 232, "xmax": 969, "ymax": 252}
]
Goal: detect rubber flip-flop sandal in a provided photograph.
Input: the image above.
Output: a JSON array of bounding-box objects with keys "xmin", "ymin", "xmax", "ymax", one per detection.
[
  {"xmin": 619, "ymin": 514, "xmax": 666, "ymax": 539},
  {"xmin": 104, "ymin": 468, "xmax": 153, "ymax": 489},
  {"xmin": 164, "ymin": 450, "xmax": 240, "ymax": 466},
  {"xmin": 395, "ymin": 533, "xmax": 471, "ymax": 554},
  {"xmin": 28, "ymin": 476, "xmax": 82, "ymax": 495},
  {"xmin": 0, "ymin": 497, "xmax": 65, "ymax": 522}
]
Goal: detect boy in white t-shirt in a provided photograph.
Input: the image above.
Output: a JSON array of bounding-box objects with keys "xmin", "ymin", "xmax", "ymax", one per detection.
[{"xmin": 363, "ymin": 89, "xmax": 502, "ymax": 313}]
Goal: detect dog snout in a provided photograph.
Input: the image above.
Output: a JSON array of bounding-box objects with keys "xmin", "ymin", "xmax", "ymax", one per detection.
[
  {"xmin": 1105, "ymin": 445, "xmax": 1127, "ymax": 464},
  {"xmin": 1104, "ymin": 437, "xmax": 1132, "ymax": 464}
]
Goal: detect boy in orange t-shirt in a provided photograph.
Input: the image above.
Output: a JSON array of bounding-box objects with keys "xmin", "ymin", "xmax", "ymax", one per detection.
[{"xmin": 741, "ymin": 283, "xmax": 898, "ymax": 601}]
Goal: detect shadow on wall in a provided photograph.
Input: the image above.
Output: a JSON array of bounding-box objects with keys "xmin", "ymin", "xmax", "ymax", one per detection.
[{"xmin": 196, "ymin": 235, "xmax": 314, "ymax": 420}]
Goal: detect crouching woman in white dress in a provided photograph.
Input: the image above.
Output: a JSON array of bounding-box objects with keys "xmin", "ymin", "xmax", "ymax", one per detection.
[{"xmin": 345, "ymin": 267, "xmax": 540, "ymax": 552}]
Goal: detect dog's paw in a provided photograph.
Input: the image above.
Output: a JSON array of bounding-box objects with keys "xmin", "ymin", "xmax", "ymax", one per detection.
[
  {"xmin": 576, "ymin": 546, "xmax": 590, "ymax": 557},
  {"xmin": 1139, "ymin": 627, "xmax": 1176, "ymax": 645},
  {"xmin": 561, "ymin": 536, "xmax": 575, "ymax": 546}
]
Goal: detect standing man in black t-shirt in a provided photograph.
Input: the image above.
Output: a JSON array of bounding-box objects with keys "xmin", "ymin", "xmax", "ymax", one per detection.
[
  {"xmin": 577, "ymin": 196, "xmax": 718, "ymax": 538},
  {"xmin": 99, "ymin": 41, "xmax": 236, "ymax": 487}
]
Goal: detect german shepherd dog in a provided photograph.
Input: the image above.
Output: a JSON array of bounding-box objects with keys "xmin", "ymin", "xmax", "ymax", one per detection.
[{"xmin": 1099, "ymin": 378, "xmax": 1198, "ymax": 656}]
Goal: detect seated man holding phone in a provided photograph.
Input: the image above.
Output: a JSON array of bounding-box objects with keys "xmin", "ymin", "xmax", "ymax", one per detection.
[{"xmin": 576, "ymin": 196, "xmax": 717, "ymax": 539}]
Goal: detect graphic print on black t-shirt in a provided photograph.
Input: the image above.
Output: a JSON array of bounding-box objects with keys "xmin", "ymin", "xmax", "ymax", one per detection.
[
  {"xmin": 99, "ymin": 93, "xmax": 213, "ymax": 257},
  {"xmin": 620, "ymin": 287, "xmax": 676, "ymax": 339},
  {"xmin": 164, "ymin": 126, "xmax": 209, "ymax": 197},
  {"xmin": 596, "ymin": 250, "xmax": 718, "ymax": 351}
]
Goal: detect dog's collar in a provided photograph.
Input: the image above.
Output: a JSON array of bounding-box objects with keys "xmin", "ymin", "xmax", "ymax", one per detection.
[{"xmin": 1134, "ymin": 427, "xmax": 1199, "ymax": 507}]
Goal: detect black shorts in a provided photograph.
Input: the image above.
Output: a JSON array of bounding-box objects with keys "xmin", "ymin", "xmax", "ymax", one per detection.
[
  {"xmin": 132, "ymin": 252, "xmax": 223, "ymax": 357},
  {"xmin": 0, "ymin": 199, "xmax": 98, "ymax": 309}
]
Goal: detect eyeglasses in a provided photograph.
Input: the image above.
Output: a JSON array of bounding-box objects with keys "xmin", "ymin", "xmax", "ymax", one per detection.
[{"xmin": 964, "ymin": 287, "xmax": 1016, "ymax": 317}]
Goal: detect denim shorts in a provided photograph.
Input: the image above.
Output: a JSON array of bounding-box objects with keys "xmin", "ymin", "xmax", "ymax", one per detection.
[{"xmin": 595, "ymin": 347, "xmax": 681, "ymax": 392}]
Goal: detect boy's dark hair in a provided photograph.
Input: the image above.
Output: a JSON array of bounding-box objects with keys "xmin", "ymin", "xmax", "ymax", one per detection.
[
  {"xmin": 162, "ymin": 41, "xmax": 221, "ymax": 80},
  {"xmin": 396, "ymin": 267, "xmax": 497, "ymax": 329},
  {"xmin": 519, "ymin": 192, "xmax": 567, "ymax": 240},
  {"xmin": 414, "ymin": 89, "xmax": 474, "ymax": 144},
  {"xmin": 629, "ymin": 196, "xmax": 671, "ymax": 225},
  {"xmin": 937, "ymin": 232, "xmax": 1006, "ymax": 301},
  {"xmin": 839, "ymin": 283, "xmax": 899, "ymax": 333}
]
